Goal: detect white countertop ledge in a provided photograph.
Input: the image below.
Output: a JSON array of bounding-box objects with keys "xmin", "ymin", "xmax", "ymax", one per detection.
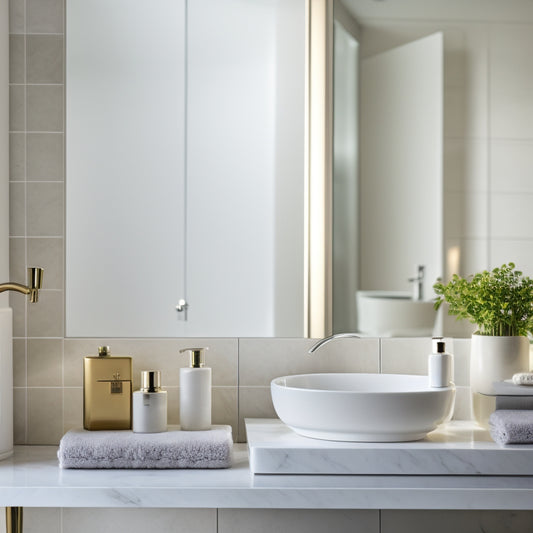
[
  {"xmin": 246, "ymin": 418, "xmax": 533, "ymax": 475},
  {"xmin": 1, "ymin": 422, "xmax": 533, "ymax": 510}
]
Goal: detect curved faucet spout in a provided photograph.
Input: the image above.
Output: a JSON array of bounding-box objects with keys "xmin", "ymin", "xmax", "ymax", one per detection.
[
  {"xmin": 308, "ymin": 333, "xmax": 360, "ymax": 354},
  {"xmin": 0, "ymin": 267, "xmax": 44, "ymax": 303}
]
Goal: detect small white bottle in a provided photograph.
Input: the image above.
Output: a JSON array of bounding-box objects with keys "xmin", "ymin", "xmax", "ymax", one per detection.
[
  {"xmin": 179, "ymin": 347, "xmax": 211, "ymax": 431},
  {"xmin": 428, "ymin": 338, "xmax": 454, "ymax": 388},
  {"xmin": 133, "ymin": 370, "xmax": 167, "ymax": 433}
]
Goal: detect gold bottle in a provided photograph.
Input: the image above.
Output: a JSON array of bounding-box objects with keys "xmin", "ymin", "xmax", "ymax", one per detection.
[{"xmin": 83, "ymin": 346, "xmax": 132, "ymax": 430}]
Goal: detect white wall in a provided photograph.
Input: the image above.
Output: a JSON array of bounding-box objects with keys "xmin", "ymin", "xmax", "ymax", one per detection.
[
  {"xmin": 360, "ymin": 18, "xmax": 533, "ymax": 280},
  {"xmin": 360, "ymin": 33, "xmax": 443, "ymax": 297},
  {"xmin": 187, "ymin": 0, "xmax": 305, "ymax": 338},
  {"xmin": 66, "ymin": 0, "xmax": 187, "ymax": 337}
]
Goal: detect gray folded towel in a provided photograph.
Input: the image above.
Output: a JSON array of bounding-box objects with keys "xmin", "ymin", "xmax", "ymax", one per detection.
[
  {"xmin": 489, "ymin": 410, "xmax": 533, "ymax": 446},
  {"xmin": 58, "ymin": 426, "xmax": 233, "ymax": 469}
]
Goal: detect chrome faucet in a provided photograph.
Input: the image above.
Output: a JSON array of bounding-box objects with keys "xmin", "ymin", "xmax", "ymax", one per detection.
[
  {"xmin": 0, "ymin": 267, "xmax": 44, "ymax": 303},
  {"xmin": 408, "ymin": 265, "xmax": 425, "ymax": 301},
  {"xmin": 308, "ymin": 333, "xmax": 360, "ymax": 354}
]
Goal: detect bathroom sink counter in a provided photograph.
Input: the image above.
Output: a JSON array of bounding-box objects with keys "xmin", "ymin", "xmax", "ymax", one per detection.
[
  {"xmin": 247, "ymin": 418, "xmax": 533, "ymax": 475},
  {"xmin": 1, "ymin": 422, "xmax": 533, "ymax": 510}
]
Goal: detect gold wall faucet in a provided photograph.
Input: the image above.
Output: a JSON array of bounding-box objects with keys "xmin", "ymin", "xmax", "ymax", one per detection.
[{"xmin": 0, "ymin": 267, "xmax": 44, "ymax": 303}]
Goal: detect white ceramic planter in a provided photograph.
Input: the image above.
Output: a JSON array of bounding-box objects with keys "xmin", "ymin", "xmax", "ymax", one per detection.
[
  {"xmin": 470, "ymin": 335, "xmax": 530, "ymax": 395},
  {"xmin": 470, "ymin": 335, "xmax": 530, "ymax": 425}
]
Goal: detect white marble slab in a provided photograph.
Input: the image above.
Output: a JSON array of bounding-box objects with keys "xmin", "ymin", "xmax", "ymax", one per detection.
[
  {"xmin": 1, "ymin": 445, "xmax": 533, "ymax": 509},
  {"xmin": 246, "ymin": 419, "xmax": 533, "ymax": 475},
  {"xmin": 486, "ymin": 380, "xmax": 533, "ymax": 396}
]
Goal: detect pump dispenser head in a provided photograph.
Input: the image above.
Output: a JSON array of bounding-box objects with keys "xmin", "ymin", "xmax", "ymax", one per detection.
[
  {"xmin": 140, "ymin": 370, "xmax": 161, "ymax": 393},
  {"xmin": 179, "ymin": 347, "xmax": 209, "ymax": 368},
  {"xmin": 432, "ymin": 337, "xmax": 445, "ymax": 353}
]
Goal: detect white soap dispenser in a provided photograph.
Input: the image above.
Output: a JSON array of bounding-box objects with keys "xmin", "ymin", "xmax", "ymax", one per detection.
[
  {"xmin": 428, "ymin": 337, "xmax": 453, "ymax": 388},
  {"xmin": 132, "ymin": 370, "xmax": 168, "ymax": 433},
  {"xmin": 179, "ymin": 347, "xmax": 211, "ymax": 431}
]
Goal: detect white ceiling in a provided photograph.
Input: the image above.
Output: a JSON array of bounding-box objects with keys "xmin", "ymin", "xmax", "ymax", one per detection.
[{"xmin": 341, "ymin": 0, "xmax": 533, "ymax": 23}]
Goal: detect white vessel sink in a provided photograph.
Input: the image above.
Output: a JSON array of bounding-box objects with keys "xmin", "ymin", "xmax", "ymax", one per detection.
[
  {"xmin": 271, "ymin": 373, "xmax": 455, "ymax": 442},
  {"xmin": 356, "ymin": 290, "xmax": 436, "ymax": 336}
]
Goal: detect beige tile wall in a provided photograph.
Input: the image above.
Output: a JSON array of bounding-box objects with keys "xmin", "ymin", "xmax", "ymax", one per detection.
[{"xmin": 9, "ymin": 0, "xmax": 65, "ymax": 445}]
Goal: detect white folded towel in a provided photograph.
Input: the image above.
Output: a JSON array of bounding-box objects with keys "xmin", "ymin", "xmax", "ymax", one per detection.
[
  {"xmin": 58, "ymin": 426, "xmax": 233, "ymax": 469},
  {"xmin": 489, "ymin": 410, "xmax": 533, "ymax": 446}
]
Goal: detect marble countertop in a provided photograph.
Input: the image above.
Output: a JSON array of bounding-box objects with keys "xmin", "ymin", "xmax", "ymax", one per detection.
[
  {"xmin": 247, "ymin": 419, "xmax": 533, "ymax": 475},
  {"xmin": 1, "ymin": 422, "xmax": 533, "ymax": 510}
]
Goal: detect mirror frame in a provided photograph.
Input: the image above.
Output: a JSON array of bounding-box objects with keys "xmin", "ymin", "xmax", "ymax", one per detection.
[{"xmin": 306, "ymin": 0, "xmax": 334, "ymax": 338}]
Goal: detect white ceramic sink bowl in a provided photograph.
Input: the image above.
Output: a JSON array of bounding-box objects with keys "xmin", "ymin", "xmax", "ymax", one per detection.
[
  {"xmin": 356, "ymin": 290, "xmax": 436, "ymax": 336},
  {"xmin": 271, "ymin": 373, "xmax": 455, "ymax": 442}
]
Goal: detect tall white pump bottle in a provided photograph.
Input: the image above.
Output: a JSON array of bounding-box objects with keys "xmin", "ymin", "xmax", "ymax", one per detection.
[
  {"xmin": 179, "ymin": 347, "xmax": 211, "ymax": 431},
  {"xmin": 428, "ymin": 338, "xmax": 453, "ymax": 388},
  {"xmin": 428, "ymin": 338, "xmax": 455, "ymax": 422}
]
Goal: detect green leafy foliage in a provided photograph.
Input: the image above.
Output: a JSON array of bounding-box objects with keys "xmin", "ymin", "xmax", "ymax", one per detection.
[{"xmin": 433, "ymin": 263, "xmax": 533, "ymax": 337}]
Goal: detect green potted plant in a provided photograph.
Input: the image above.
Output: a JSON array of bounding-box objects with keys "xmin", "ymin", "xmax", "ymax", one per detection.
[{"xmin": 433, "ymin": 263, "xmax": 533, "ymax": 424}]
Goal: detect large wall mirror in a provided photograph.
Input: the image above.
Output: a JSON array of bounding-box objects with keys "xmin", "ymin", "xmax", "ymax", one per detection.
[{"xmin": 66, "ymin": 0, "xmax": 533, "ymax": 339}]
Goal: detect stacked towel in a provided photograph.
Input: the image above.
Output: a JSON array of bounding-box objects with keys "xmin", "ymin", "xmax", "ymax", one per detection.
[
  {"xmin": 495, "ymin": 396, "xmax": 533, "ymax": 410},
  {"xmin": 58, "ymin": 425, "xmax": 233, "ymax": 469},
  {"xmin": 489, "ymin": 410, "xmax": 533, "ymax": 446}
]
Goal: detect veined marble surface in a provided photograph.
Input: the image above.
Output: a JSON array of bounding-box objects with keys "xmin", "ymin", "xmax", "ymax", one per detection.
[
  {"xmin": 0, "ymin": 439, "xmax": 533, "ymax": 510},
  {"xmin": 246, "ymin": 419, "xmax": 533, "ymax": 475}
]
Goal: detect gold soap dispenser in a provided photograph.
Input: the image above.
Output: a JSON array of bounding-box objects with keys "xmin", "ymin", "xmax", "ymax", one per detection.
[{"xmin": 83, "ymin": 346, "xmax": 133, "ymax": 430}]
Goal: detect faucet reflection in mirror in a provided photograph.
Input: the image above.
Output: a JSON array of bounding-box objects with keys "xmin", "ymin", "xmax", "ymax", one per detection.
[
  {"xmin": 408, "ymin": 265, "xmax": 425, "ymax": 302},
  {"xmin": 0, "ymin": 267, "xmax": 44, "ymax": 303}
]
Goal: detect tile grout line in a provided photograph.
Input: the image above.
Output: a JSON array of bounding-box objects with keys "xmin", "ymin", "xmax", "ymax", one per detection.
[
  {"xmin": 9, "ymin": 130, "xmax": 64, "ymax": 133},
  {"xmin": 486, "ymin": 25, "xmax": 492, "ymax": 268},
  {"xmin": 61, "ymin": 336, "xmax": 65, "ymax": 434},
  {"xmin": 22, "ymin": 0, "xmax": 28, "ymax": 445},
  {"xmin": 61, "ymin": 12, "xmax": 66, "ymax": 339},
  {"xmin": 61, "ymin": 0, "xmax": 67, "ymax": 452},
  {"xmin": 15, "ymin": 180, "xmax": 65, "ymax": 183},
  {"xmin": 236, "ymin": 338, "xmax": 241, "ymax": 442},
  {"xmin": 12, "ymin": 33, "xmax": 64, "ymax": 36},
  {"xmin": 10, "ymin": 83, "xmax": 64, "ymax": 86}
]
